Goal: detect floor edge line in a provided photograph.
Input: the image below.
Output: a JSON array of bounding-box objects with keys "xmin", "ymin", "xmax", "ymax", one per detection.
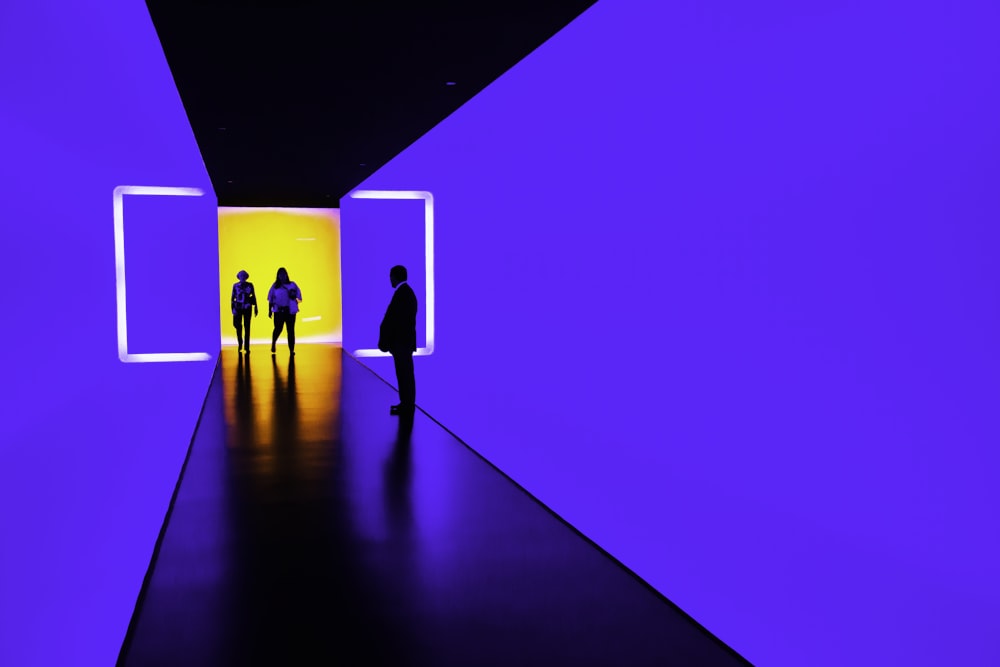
[
  {"xmin": 345, "ymin": 350, "xmax": 754, "ymax": 666},
  {"xmin": 115, "ymin": 354, "xmax": 222, "ymax": 666}
]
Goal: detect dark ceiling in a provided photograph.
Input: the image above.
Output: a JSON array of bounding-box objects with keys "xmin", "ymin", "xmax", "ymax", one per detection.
[{"xmin": 146, "ymin": 1, "xmax": 596, "ymax": 208}]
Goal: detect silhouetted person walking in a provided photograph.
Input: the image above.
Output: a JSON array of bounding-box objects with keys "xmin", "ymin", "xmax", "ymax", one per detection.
[
  {"xmin": 231, "ymin": 270, "xmax": 258, "ymax": 353},
  {"xmin": 267, "ymin": 267, "xmax": 302, "ymax": 356},
  {"xmin": 379, "ymin": 265, "xmax": 417, "ymax": 415}
]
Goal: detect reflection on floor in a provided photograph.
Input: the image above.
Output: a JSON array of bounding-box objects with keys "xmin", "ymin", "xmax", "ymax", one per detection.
[{"xmin": 118, "ymin": 345, "xmax": 748, "ymax": 666}]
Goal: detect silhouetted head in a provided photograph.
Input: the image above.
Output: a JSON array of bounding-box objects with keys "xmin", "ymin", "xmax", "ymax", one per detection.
[
  {"xmin": 390, "ymin": 265, "xmax": 407, "ymax": 288},
  {"xmin": 237, "ymin": 270, "xmax": 249, "ymax": 282},
  {"xmin": 275, "ymin": 267, "xmax": 289, "ymax": 286}
]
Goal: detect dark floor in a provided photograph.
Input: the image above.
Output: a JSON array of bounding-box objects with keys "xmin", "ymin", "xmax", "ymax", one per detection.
[{"xmin": 118, "ymin": 345, "xmax": 749, "ymax": 666}]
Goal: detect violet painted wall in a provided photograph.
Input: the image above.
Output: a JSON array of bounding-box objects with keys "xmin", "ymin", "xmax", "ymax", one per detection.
[
  {"xmin": 342, "ymin": 1, "xmax": 1000, "ymax": 664},
  {"xmin": 0, "ymin": 2, "xmax": 218, "ymax": 665}
]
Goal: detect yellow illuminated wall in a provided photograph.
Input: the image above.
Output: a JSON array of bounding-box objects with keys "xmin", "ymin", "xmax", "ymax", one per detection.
[{"xmin": 218, "ymin": 207, "xmax": 342, "ymax": 346}]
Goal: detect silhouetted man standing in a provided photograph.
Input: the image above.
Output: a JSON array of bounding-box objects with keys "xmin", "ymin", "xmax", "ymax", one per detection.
[{"xmin": 379, "ymin": 265, "xmax": 418, "ymax": 415}]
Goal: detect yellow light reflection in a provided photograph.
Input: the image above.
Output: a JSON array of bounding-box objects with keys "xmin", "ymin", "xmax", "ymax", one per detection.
[{"xmin": 222, "ymin": 345, "xmax": 344, "ymax": 479}]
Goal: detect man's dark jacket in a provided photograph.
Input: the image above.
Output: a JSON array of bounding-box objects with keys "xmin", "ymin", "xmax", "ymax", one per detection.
[{"xmin": 378, "ymin": 283, "xmax": 418, "ymax": 354}]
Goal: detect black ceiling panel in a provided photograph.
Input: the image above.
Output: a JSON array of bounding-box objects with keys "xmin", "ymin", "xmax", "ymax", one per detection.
[{"xmin": 147, "ymin": 1, "xmax": 597, "ymax": 207}]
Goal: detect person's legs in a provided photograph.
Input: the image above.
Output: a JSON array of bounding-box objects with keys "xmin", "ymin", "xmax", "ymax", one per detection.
[
  {"xmin": 242, "ymin": 310, "xmax": 252, "ymax": 351},
  {"xmin": 233, "ymin": 312, "xmax": 243, "ymax": 351},
  {"xmin": 402, "ymin": 353, "xmax": 415, "ymax": 406},
  {"xmin": 286, "ymin": 313, "xmax": 296, "ymax": 354},
  {"xmin": 393, "ymin": 352, "xmax": 415, "ymax": 407},
  {"xmin": 271, "ymin": 312, "xmax": 285, "ymax": 353}
]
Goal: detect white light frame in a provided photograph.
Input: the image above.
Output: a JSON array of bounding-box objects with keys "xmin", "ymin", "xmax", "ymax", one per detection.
[
  {"xmin": 348, "ymin": 189, "xmax": 435, "ymax": 357},
  {"xmin": 113, "ymin": 185, "xmax": 212, "ymax": 363}
]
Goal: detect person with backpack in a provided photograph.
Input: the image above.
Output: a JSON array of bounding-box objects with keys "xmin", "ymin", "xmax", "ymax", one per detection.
[{"xmin": 267, "ymin": 267, "xmax": 303, "ymax": 355}]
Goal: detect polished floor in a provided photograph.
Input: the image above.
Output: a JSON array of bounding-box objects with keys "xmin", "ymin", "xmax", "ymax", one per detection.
[{"xmin": 118, "ymin": 345, "xmax": 748, "ymax": 666}]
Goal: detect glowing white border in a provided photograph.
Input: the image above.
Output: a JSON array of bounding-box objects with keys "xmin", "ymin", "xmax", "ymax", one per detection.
[
  {"xmin": 113, "ymin": 185, "xmax": 212, "ymax": 363},
  {"xmin": 347, "ymin": 190, "xmax": 435, "ymax": 357}
]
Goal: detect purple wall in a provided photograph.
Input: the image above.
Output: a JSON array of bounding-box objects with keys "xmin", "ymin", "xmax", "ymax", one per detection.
[
  {"xmin": 343, "ymin": 1, "xmax": 1000, "ymax": 664},
  {"xmin": 0, "ymin": 2, "xmax": 218, "ymax": 665}
]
